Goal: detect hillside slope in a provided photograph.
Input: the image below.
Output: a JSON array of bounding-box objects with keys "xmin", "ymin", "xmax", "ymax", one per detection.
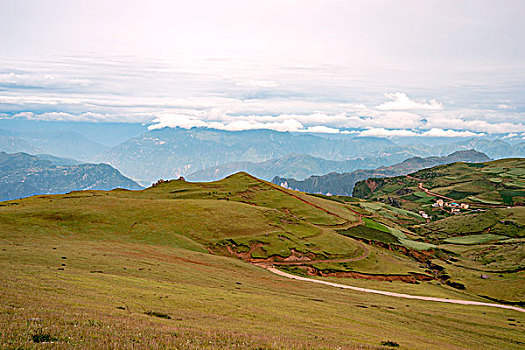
[
  {"xmin": 0, "ymin": 151, "xmax": 143, "ymax": 201},
  {"xmin": 353, "ymin": 158, "xmax": 525, "ymax": 208}
]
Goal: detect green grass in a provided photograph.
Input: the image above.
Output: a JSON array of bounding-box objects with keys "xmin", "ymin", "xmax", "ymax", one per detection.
[
  {"xmin": 413, "ymin": 191, "xmax": 429, "ymax": 198},
  {"xmin": 467, "ymin": 196, "xmax": 502, "ymax": 205},
  {"xmin": 2, "ymin": 236, "xmax": 523, "ymax": 349},
  {"xmin": 446, "ymin": 190, "xmax": 477, "ymax": 200},
  {"xmin": 354, "ymin": 159, "xmax": 525, "ymax": 212},
  {"xmin": 363, "ymin": 217, "xmax": 391, "ymax": 233},
  {"xmin": 0, "ymin": 175, "xmax": 365, "ymax": 261},
  {"xmin": 443, "ymin": 234, "xmax": 509, "ymax": 245},
  {"xmin": 387, "ymin": 227, "xmax": 407, "ymax": 239},
  {"xmin": 398, "ymin": 238, "xmax": 436, "ymax": 250},
  {"xmin": 425, "ymin": 211, "xmax": 500, "ymax": 236},
  {"xmin": 338, "ymin": 225, "xmax": 400, "ymax": 245},
  {"xmin": 506, "ymin": 168, "xmax": 525, "ymax": 177}
]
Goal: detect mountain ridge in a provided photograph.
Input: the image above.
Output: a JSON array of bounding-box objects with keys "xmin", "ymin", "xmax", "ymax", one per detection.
[
  {"xmin": 0, "ymin": 151, "xmax": 143, "ymax": 201},
  {"xmin": 272, "ymin": 149, "xmax": 491, "ymax": 196}
]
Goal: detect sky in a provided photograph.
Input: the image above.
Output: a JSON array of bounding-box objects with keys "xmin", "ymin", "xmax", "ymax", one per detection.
[{"xmin": 0, "ymin": 0, "xmax": 524, "ymax": 138}]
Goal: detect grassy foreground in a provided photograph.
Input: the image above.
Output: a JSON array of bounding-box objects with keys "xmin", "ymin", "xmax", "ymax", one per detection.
[{"xmin": 1, "ymin": 235, "xmax": 524, "ymax": 349}]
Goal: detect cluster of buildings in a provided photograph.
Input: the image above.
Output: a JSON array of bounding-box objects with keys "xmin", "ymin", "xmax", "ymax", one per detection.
[
  {"xmin": 418, "ymin": 210, "xmax": 431, "ymax": 220},
  {"xmin": 432, "ymin": 198, "xmax": 469, "ymax": 214}
]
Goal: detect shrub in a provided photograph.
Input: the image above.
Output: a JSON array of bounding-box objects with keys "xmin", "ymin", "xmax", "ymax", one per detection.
[
  {"xmin": 32, "ymin": 329, "xmax": 57, "ymax": 343},
  {"xmin": 381, "ymin": 340, "xmax": 400, "ymax": 347},
  {"xmin": 144, "ymin": 311, "xmax": 171, "ymax": 319}
]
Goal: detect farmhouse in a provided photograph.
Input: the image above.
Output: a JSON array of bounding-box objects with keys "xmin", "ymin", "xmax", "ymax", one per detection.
[
  {"xmin": 418, "ymin": 210, "xmax": 430, "ymax": 219},
  {"xmin": 432, "ymin": 199, "xmax": 444, "ymax": 207}
]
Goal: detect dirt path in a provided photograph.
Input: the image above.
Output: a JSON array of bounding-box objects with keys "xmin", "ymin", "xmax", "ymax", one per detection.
[
  {"xmin": 416, "ymin": 181, "xmax": 455, "ymax": 201},
  {"xmin": 406, "ymin": 174, "xmax": 425, "ymax": 182},
  {"xmin": 265, "ymin": 266, "xmax": 525, "ymax": 313}
]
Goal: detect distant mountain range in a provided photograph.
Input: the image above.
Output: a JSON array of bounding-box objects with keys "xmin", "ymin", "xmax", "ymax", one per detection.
[
  {"xmin": 0, "ymin": 120, "xmax": 523, "ymax": 185},
  {"xmin": 272, "ymin": 150, "xmax": 491, "ymax": 196},
  {"xmin": 97, "ymin": 127, "xmax": 409, "ymax": 184},
  {"xmin": 187, "ymin": 153, "xmax": 410, "ymax": 182},
  {"xmin": 0, "ymin": 152, "xmax": 143, "ymax": 201}
]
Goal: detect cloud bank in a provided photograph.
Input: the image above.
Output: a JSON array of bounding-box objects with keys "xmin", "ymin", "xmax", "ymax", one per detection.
[{"xmin": 0, "ymin": 55, "xmax": 524, "ymax": 138}]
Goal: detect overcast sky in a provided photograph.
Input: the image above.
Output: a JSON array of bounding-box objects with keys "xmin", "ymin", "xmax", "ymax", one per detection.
[{"xmin": 1, "ymin": 0, "xmax": 524, "ymax": 137}]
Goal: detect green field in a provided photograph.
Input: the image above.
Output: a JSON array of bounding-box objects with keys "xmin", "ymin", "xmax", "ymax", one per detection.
[{"xmin": 444, "ymin": 234, "xmax": 509, "ymax": 245}]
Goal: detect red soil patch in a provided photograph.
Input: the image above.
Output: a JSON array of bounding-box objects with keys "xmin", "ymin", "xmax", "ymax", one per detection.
[
  {"xmin": 303, "ymin": 266, "xmax": 433, "ymax": 283},
  {"xmin": 366, "ymin": 179, "xmax": 378, "ymax": 193}
]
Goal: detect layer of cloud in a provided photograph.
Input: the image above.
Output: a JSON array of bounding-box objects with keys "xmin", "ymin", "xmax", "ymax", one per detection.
[
  {"xmin": 376, "ymin": 92, "xmax": 442, "ymax": 111},
  {"xmin": 357, "ymin": 128, "xmax": 484, "ymax": 138},
  {"xmin": 1, "ymin": 56, "xmax": 523, "ymax": 137}
]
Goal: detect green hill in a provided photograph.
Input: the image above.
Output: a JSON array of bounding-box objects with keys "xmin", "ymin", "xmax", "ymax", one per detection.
[
  {"xmin": 353, "ymin": 158, "xmax": 525, "ymax": 209},
  {"xmin": 1, "ymin": 172, "xmax": 523, "ymax": 349}
]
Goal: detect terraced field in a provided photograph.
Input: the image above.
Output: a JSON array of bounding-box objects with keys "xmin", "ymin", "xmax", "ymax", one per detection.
[{"xmin": 354, "ymin": 158, "xmax": 525, "ymax": 207}]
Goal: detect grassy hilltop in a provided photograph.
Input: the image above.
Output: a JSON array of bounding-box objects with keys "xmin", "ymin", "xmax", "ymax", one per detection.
[{"xmin": 1, "ymin": 172, "xmax": 524, "ymax": 349}]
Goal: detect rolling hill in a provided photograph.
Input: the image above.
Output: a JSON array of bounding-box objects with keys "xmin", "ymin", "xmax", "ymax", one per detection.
[
  {"xmin": 273, "ymin": 150, "xmax": 491, "ymax": 196},
  {"xmin": 353, "ymin": 157, "xmax": 525, "ymax": 209},
  {"xmin": 0, "ymin": 151, "xmax": 143, "ymax": 201},
  {"xmin": 1, "ymin": 171, "xmax": 523, "ymax": 348}
]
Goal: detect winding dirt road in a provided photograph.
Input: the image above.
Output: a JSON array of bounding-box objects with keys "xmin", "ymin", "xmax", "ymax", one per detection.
[
  {"xmin": 248, "ymin": 174, "xmax": 524, "ymax": 313},
  {"xmin": 265, "ymin": 266, "xmax": 525, "ymax": 313}
]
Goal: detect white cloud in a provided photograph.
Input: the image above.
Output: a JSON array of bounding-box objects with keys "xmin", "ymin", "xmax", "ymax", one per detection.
[
  {"xmin": 358, "ymin": 128, "xmax": 419, "ymax": 137},
  {"xmin": 425, "ymin": 114, "xmax": 525, "ymax": 134},
  {"xmin": 1, "ymin": 56, "xmax": 523, "ymax": 137},
  {"xmin": 305, "ymin": 125, "xmax": 340, "ymax": 133},
  {"xmin": 376, "ymin": 92, "xmax": 442, "ymax": 111},
  {"xmin": 357, "ymin": 127, "xmax": 483, "ymax": 138},
  {"xmin": 148, "ymin": 113, "xmax": 306, "ymax": 132},
  {"xmin": 12, "ymin": 111, "xmax": 148, "ymax": 123},
  {"xmin": 0, "ymin": 72, "xmax": 91, "ymax": 87},
  {"xmin": 421, "ymin": 128, "xmax": 483, "ymax": 137},
  {"xmin": 148, "ymin": 114, "xmax": 208, "ymax": 130},
  {"xmin": 364, "ymin": 111, "xmax": 424, "ymax": 129}
]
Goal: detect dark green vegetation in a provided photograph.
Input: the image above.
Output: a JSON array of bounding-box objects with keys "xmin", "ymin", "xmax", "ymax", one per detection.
[
  {"xmin": 273, "ymin": 149, "xmax": 491, "ymax": 196},
  {"xmin": 1, "ymin": 172, "xmax": 524, "ymax": 349},
  {"xmin": 0, "ymin": 151, "xmax": 143, "ymax": 201}
]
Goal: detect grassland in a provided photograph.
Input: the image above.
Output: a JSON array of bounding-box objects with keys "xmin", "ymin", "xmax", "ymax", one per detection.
[
  {"xmin": 1, "ymin": 172, "xmax": 524, "ymax": 348},
  {"xmin": 2, "ymin": 235, "xmax": 524, "ymax": 349}
]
